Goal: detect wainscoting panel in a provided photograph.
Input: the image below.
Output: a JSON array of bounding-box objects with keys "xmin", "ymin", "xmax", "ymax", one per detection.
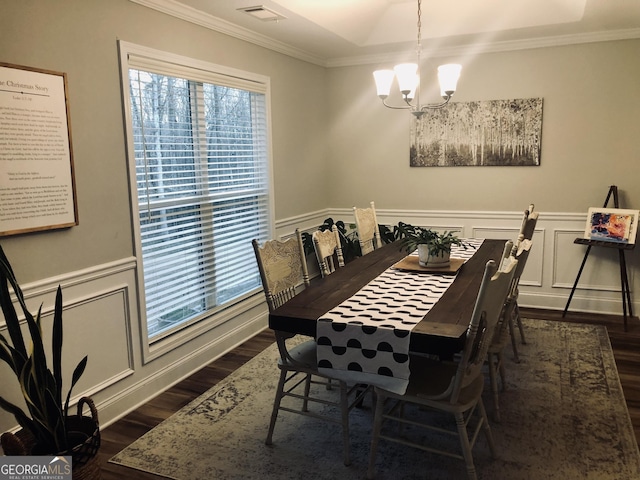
[
  {"xmin": 553, "ymin": 229, "xmax": 626, "ymax": 291},
  {"xmin": 55, "ymin": 285, "xmax": 135, "ymax": 396},
  {"xmin": 472, "ymin": 225, "xmax": 544, "ymax": 287},
  {"xmin": 0, "ymin": 263, "xmax": 137, "ymax": 436},
  {"xmin": 0, "ymin": 257, "xmax": 268, "ymax": 438}
]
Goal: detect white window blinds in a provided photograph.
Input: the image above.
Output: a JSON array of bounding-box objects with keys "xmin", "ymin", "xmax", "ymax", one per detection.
[{"xmin": 125, "ymin": 51, "xmax": 271, "ymax": 339}]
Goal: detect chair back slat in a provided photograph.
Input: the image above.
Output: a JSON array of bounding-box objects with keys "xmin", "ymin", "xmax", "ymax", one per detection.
[
  {"xmin": 312, "ymin": 225, "xmax": 345, "ymax": 277},
  {"xmin": 491, "ymin": 239, "xmax": 531, "ymax": 347},
  {"xmin": 252, "ymin": 228, "xmax": 310, "ymax": 312},
  {"xmin": 353, "ymin": 201, "xmax": 382, "ymax": 255},
  {"xmin": 510, "ymin": 204, "xmax": 538, "ymax": 294},
  {"xmin": 270, "ymin": 287, "xmax": 297, "ymax": 311},
  {"xmin": 517, "ymin": 204, "xmax": 538, "ymax": 242},
  {"xmin": 511, "ymin": 238, "xmax": 532, "ymax": 293}
]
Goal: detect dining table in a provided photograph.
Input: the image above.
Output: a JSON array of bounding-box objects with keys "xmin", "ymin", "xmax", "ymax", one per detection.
[{"xmin": 268, "ymin": 238, "xmax": 507, "ymax": 392}]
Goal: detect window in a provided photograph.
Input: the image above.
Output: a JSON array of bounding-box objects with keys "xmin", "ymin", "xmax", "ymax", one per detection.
[{"xmin": 120, "ymin": 43, "xmax": 272, "ymax": 346}]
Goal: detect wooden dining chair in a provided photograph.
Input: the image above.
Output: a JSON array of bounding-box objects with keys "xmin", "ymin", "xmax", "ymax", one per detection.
[
  {"xmin": 367, "ymin": 255, "xmax": 518, "ymax": 480},
  {"xmin": 507, "ymin": 205, "xmax": 539, "ymax": 359},
  {"xmin": 252, "ymin": 229, "xmax": 366, "ymax": 466},
  {"xmin": 353, "ymin": 201, "xmax": 382, "ymax": 255},
  {"xmin": 487, "ymin": 237, "xmax": 533, "ymax": 422},
  {"xmin": 312, "ymin": 225, "xmax": 345, "ymax": 277}
]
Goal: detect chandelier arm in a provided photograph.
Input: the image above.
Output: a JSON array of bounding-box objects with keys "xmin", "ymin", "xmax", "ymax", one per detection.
[
  {"xmin": 418, "ymin": 95, "xmax": 453, "ymax": 111},
  {"xmin": 381, "ymin": 99, "xmax": 413, "ymax": 110}
]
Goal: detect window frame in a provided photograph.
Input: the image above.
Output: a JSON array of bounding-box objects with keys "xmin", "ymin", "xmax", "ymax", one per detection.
[{"xmin": 118, "ymin": 41, "xmax": 275, "ymax": 363}]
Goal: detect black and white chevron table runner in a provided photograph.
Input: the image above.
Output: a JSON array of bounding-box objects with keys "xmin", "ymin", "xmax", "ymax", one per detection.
[{"xmin": 317, "ymin": 238, "xmax": 483, "ymax": 394}]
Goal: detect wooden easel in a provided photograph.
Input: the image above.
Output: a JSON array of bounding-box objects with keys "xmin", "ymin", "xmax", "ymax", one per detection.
[{"xmin": 562, "ymin": 185, "xmax": 635, "ymax": 330}]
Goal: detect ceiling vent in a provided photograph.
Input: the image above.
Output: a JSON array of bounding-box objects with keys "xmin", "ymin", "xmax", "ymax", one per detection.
[{"xmin": 237, "ymin": 5, "xmax": 287, "ymax": 22}]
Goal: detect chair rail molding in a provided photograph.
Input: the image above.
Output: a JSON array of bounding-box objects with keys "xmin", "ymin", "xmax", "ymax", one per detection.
[
  {"xmin": 2, "ymin": 207, "xmax": 635, "ymax": 436},
  {"xmin": 285, "ymin": 207, "xmax": 637, "ymax": 317}
]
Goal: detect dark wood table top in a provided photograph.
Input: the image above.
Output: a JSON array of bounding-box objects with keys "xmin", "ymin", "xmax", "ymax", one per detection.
[{"xmin": 269, "ymin": 238, "xmax": 507, "ymax": 356}]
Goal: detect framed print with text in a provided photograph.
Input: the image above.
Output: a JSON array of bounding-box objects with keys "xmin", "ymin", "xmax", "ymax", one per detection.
[{"xmin": 0, "ymin": 62, "xmax": 78, "ymax": 236}]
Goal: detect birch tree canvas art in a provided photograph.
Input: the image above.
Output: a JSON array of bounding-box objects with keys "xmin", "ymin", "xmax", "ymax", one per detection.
[{"xmin": 410, "ymin": 98, "xmax": 543, "ymax": 167}]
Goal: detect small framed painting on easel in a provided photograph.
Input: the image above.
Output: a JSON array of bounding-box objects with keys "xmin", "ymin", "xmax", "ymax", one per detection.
[{"xmin": 584, "ymin": 207, "xmax": 639, "ymax": 244}]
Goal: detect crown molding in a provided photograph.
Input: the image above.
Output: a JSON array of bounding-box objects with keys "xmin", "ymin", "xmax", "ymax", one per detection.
[
  {"xmin": 128, "ymin": 0, "xmax": 327, "ymax": 66},
  {"xmin": 129, "ymin": 0, "xmax": 640, "ymax": 69},
  {"xmin": 327, "ymin": 28, "xmax": 640, "ymax": 67}
]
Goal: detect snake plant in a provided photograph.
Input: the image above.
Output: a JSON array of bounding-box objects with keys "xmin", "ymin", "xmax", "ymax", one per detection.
[{"xmin": 0, "ymin": 245, "xmax": 88, "ymax": 454}]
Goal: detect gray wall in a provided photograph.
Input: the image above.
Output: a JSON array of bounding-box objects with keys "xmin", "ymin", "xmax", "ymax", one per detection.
[
  {"xmin": 0, "ymin": 0, "xmax": 329, "ymax": 282},
  {"xmin": 322, "ymin": 40, "xmax": 639, "ymax": 324},
  {"xmin": 325, "ymin": 40, "xmax": 640, "ymax": 212},
  {"xmin": 0, "ymin": 0, "xmax": 331, "ymax": 434}
]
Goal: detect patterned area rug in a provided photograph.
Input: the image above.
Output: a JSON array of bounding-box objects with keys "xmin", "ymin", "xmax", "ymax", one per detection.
[{"xmin": 109, "ymin": 320, "xmax": 640, "ymax": 479}]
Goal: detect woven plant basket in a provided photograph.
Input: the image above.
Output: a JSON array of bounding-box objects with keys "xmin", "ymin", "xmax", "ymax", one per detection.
[{"xmin": 1, "ymin": 397, "xmax": 102, "ymax": 480}]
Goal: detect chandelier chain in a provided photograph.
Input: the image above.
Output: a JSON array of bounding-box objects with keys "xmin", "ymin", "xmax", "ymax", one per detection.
[{"xmin": 416, "ymin": 0, "xmax": 422, "ymax": 54}]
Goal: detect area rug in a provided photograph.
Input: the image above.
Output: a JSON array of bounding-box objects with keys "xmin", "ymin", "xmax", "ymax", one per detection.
[{"xmin": 109, "ymin": 320, "xmax": 640, "ymax": 479}]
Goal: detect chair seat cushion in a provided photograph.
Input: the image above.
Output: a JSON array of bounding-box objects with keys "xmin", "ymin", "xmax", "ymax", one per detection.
[
  {"xmin": 403, "ymin": 356, "xmax": 485, "ymax": 410},
  {"xmin": 278, "ymin": 338, "xmax": 318, "ymax": 369},
  {"xmin": 405, "ymin": 356, "xmax": 457, "ymax": 397}
]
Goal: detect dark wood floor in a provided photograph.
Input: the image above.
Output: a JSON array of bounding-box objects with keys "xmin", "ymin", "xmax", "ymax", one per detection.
[{"xmin": 98, "ymin": 308, "xmax": 640, "ymax": 479}]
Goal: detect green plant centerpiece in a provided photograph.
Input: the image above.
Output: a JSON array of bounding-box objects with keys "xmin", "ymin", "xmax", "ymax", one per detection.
[
  {"xmin": 301, "ymin": 218, "xmax": 399, "ymax": 264},
  {"xmin": 0, "ymin": 245, "xmax": 92, "ymax": 458},
  {"xmin": 397, "ymin": 222, "xmax": 466, "ymax": 267}
]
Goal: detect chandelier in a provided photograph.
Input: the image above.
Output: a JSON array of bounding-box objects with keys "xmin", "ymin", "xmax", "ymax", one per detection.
[{"xmin": 373, "ymin": 0, "xmax": 462, "ymax": 118}]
